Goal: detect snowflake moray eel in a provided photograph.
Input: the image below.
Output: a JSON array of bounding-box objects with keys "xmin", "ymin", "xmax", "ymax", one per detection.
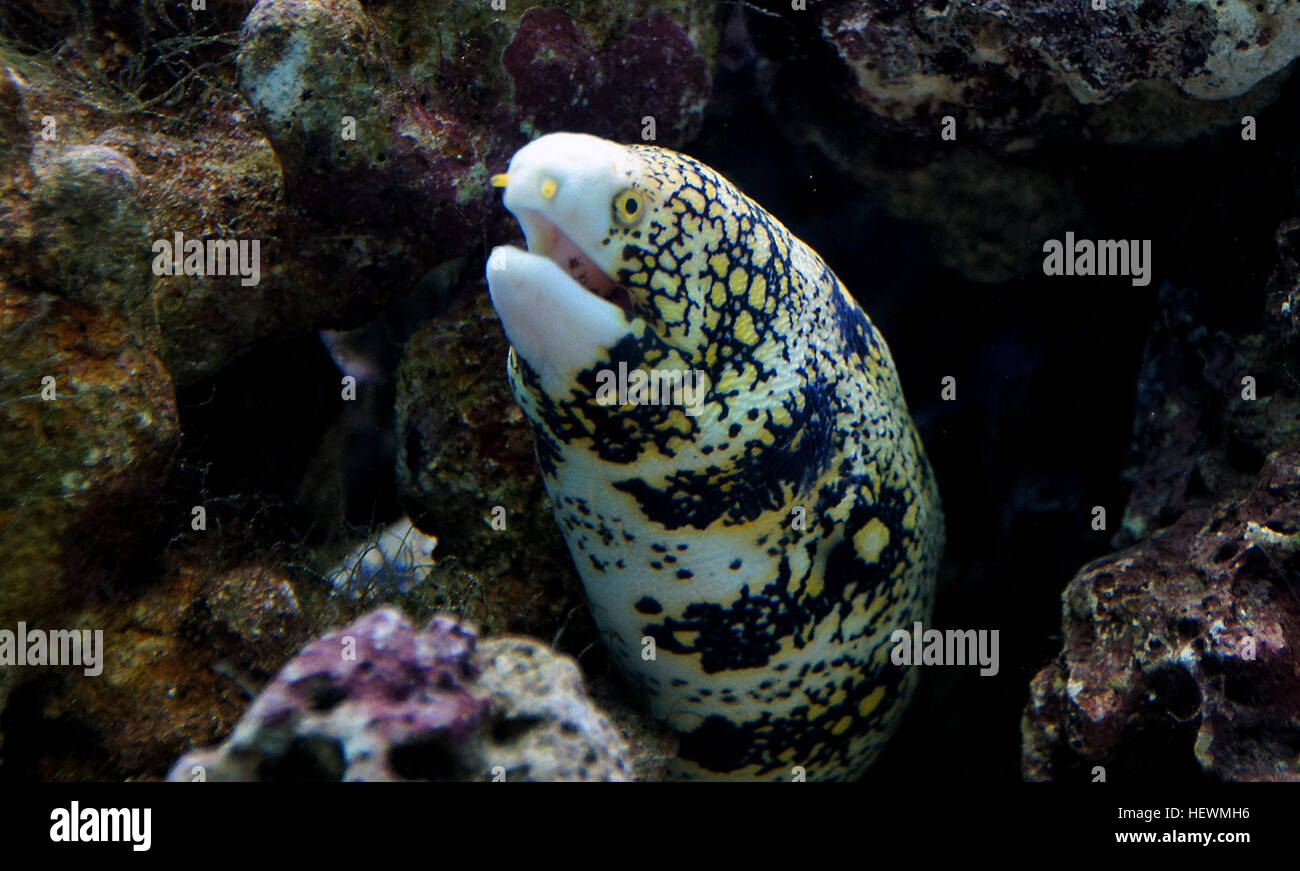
[{"xmin": 485, "ymin": 133, "xmax": 944, "ymax": 780}]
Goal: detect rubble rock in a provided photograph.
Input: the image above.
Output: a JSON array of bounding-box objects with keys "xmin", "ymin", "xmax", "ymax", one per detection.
[
  {"xmin": 395, "ymin": 289, "xmax": 586, "ymax": 640},
  {"xmin": 1, "ymin": 559, "xmax": 311, "ymax": 781},
  {"xmin": 30, "ymin": 145, "xmax": 151, "ymax": 322},
  {"xmin": 0, "ymin": 286, "xmax": 179, "ymax": 629},
  {"xmin": 1023, "ymin": 448, "xmax": 1300, "ymax": 782},
  {"xmin": 748, "ymin": 0, "xmax": 1298, "ymax": 280},
  {"xmin": 765, "ymin": 0, "xmax": 1299, "ymax": 152},
  {"xmin": 168, "ymin": 607, "xmax": 633, "ymax": 781}
]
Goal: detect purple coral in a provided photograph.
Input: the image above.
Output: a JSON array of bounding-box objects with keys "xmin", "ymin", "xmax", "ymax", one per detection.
[
  {"xmin": 169, "ymin": 608, "xmax": 633, "ymax": 781},
  {"xmin": 171, "ymin": 608, "xmax": 488, "ymax": 781}
]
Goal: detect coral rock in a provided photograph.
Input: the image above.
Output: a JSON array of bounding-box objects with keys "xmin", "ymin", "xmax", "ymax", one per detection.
[
  {"xmin": 395, "ymin": 289, "xmax": 586, "ymax": 640},
  {"xmin": 474, "ymin": 635, "xmax": 635, "ymax": 782},
  {"xmin": 169, "ymin": 607, "xmax": 633, "ymax": 781},
  {"xmin": 781, "ymin": 0, "xmax": 1298, "ymax": 149},
  {"xmin": 238, "ymin": 0, "xmax": 396, "ymax": 177},
  {"xmin": 31, "ymin": 145, "xmax": 152, "ymax": 321},
  {"xmin": 0, "ymin": 286, "xmax": 179, "ymax": 628},
  {"xmin": 1023, "ymin": 448, "xmax": 1300, "ymax": 782},
  {"xmin": 2, "ymin": 560, "xmax": 310, "ymax": 780},
  {"xmin": 503, "ymin": 6, "xmax": 712, "ymax": 144}
]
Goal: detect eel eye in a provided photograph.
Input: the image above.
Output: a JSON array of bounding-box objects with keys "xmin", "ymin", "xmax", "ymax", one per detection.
[{"xmin": 612, "ymin": 188, "xmax": 644, "ymax": 226}]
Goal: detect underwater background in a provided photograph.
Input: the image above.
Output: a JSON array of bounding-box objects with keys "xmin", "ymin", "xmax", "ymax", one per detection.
[{"xmin": 0, "ymin": 0, "xmax": 1297, "ymax": 782}]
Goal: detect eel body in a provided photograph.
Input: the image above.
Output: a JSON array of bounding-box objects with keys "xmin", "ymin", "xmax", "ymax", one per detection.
[{"xmin": 485, "ymin": 133, "xmax": 943, "ymax": 780}]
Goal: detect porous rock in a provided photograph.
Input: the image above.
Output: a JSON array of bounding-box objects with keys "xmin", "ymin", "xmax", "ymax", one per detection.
[
  {"xmin": 768, "ymin": 0, "xmax": 1299, "ymax": 151},
  {"xmin": 395, "ymin": 289, "xmax": 586, "ymax": 640},
  {"xmin": 1, "ymin": 558, "xmax": 311, "ymax": 781},
  {"xmin": 748, "ymin": 0, "xmax": 1299, "ymax": 280},
  {"xmin": 0, "ymin": 286, "xmax": 179, "ymax": 629},
  {"xmin": 1022, "ymin": 448, "xmax": 1300, "ymax": 782},
  {"xmin": 168, "ymin": 607, "xmax": 633, "ymax": 781}
]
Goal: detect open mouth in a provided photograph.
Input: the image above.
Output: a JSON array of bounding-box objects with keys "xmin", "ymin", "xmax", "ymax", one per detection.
[{"xmin": 512, "ymin": 208, "xmax": 639, "ymax": 314}]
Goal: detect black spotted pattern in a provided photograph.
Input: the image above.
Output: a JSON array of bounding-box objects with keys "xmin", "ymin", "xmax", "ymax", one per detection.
[{"xmin": 500, "ymin": 137, "xmax": 945, "ymax": 781}]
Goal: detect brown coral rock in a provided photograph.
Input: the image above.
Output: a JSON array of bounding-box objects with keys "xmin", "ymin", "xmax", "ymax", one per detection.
[
  {"xmin": 1023, "ymin": 448, "xmax": 1300, "ymax": 782},
  {"xmin": 0, "ymin": 287, "xmax": 179, "ymax": 629}
]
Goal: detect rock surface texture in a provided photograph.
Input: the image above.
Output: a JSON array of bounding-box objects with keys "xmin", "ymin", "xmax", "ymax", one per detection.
[
  {"xmin": 1024, "ymin": 449, "xmax": 1300, "ymax": 782},
  {"xmin": 395, "ymin": 290, "xmax": 585, "ymax": 639},
  {"xmin": 169, "ymin": 608, "xmax": 634, "ymax": 781},
  {"xmin": 752, "ymin": 0, "xmax": 1300, "ymax": 279}
]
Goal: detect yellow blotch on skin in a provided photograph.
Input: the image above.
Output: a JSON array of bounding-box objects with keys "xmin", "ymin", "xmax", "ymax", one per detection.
[
  {"xmin": 785, "ymin": 542, "xmax": 812, "ymax": 592},
  {"xmin": 860, "ymin": 462, "xmax": 881, "ymax": 502},
  {"xmin": 679, "ymin": 187, "xmax": 706, "ymax": 213},
  {"xmin": 728, "ymin": 268, "xmax": 748, "ymax": 296},
  {"xmin": 748, "ymin": 275, "xmax": 767, "ymax": 309},
  {"xmin": 657, "ymin": 295, "xmax": 687, "ymax": 325},
  {"xmin": 854, "ymin": 518, "xmax": 891, "ymax": 563},
  {"xmin": 650, "ymin": 270, "xmax": 681, "ymax": 297},
  {"xmin": 710, "ymin": 281, "xmax": 727, "ymax": 308},
  {"xmin": 804, "ymin": 572, "xmax": 824, "ymax": 599},
  {"xmin": 904, "ymin": 498, "xmax": 919, "ymax": 531},
  {"xmin": 831, "ymin": 716, "xmax": 853, "ymax": 736},
  {"xmin": 702, "ymin": 304, "xmax": 722, "ymax": 332},
  {"xmin": 708, "ymin": 252, "xmax": 730, "ymax": 278},
  {"xmin": 661, "ymin": 407, "xmax": 695, "ymax": 439},
  {"xmin": 734, "ymin": 311, "xmax": 758, "ymax": 346},
  {"xmin": 858, "ymin": 685, "xmax": 886, "ymax": 718},
  {"xmin": 716, "ymin": 362, "xmax": 759, "ymax": 397},
  {"xmin": 722, "ymin": 213, "xmax": 739, "ymax": 240}
]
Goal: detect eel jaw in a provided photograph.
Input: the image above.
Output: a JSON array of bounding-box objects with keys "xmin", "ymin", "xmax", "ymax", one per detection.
[
  {"xmin": 487, "ymin": 237, "xmax": 634, "ymax": 398},
  {"xmin": 511, "ymin": 207, "xmax": 637, "ymax": 312}
]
